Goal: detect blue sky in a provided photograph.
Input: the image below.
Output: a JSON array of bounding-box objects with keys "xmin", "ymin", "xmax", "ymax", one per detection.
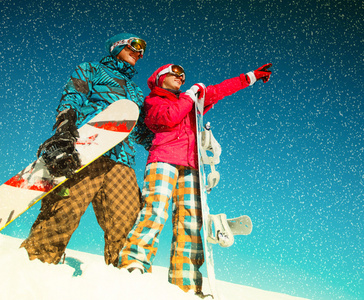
[{"xmin": 0, "ymin": 0, "xmax": 362, "ymax": 299}]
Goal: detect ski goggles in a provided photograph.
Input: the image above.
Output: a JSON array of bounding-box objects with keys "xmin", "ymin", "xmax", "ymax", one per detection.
[
  {"xmin": 110, "ymin": 37, "xmax": 147, "ymax": 58},
  {"xmin": 156, "ymin": 64, "xmax": 185, "ymax": 85}
]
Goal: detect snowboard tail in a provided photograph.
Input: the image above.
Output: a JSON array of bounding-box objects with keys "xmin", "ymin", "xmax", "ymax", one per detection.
[{"xmin": 0, "ymin": 99, "xmax": 139, "ymax": 230}]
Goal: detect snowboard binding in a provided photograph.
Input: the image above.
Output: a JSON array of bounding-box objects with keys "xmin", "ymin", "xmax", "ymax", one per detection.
[
  {"xmin": 200, "ymin": 123, "xmax": 221, "ymax": 193},
  {"xmin": 207, "ymin": 214, "xmax": 253, "ymax": 247},
  {"xmin": 37, "ymin": 132, "xmax": 81, "ymax": 178}
]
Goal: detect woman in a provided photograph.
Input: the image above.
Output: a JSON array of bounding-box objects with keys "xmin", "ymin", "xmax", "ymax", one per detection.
[{"xmin": 120, "ymin": 63, "xmax": 272, "ymax": 296}]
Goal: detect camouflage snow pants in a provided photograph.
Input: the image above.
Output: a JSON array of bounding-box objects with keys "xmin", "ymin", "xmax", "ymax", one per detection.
[{"xmin": 21, "ymin": 156, "xmax": 142, "ymax": 266}]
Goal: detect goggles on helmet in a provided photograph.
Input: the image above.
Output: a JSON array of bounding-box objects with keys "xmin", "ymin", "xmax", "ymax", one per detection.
[
  {"xmin": 156, "ymin": 64, "xmax": 185, "ymax": 85},
  {"xmin": 110, "ymin": 37, "xmax": 147, "ymax": 58}
]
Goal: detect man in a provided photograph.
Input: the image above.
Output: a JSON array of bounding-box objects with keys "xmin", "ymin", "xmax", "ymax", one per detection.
[{"xmin": 21, "ymin": 33, "xmax": 153, "ymax": 267}]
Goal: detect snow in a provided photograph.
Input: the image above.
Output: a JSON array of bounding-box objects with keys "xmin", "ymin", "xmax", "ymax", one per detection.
[{"xmin": 0, "ymin": 234, "xmax": 309, "ymax": 300}]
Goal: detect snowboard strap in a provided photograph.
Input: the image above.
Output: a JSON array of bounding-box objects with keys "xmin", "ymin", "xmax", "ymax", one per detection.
[
  {"xmin": 207, "ymin": 214, "xmax": 253, "ymax": 247},
  {"xmin": 200, "ymin": 122, "xmax": 221, "ymax": 192},
  {"xmin": 38, "ymin": 132, "xmax": 82, "ymax": 178},
  {"xmin": 207, "ymin": 214, "xmax": 235, "ymax": 248}
]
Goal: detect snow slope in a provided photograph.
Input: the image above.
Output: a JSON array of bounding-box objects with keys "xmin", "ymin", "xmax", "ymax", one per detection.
[{"xmin": 0, "ymin": 234, "xmax": 309, "ymax": 300}]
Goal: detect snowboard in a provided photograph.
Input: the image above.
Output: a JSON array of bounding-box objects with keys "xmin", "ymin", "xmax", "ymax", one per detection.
[
  {"xmin": 196, "ymin": 97, "xmax": 253, "ymax": 299},
  {"xmin": 0, "ymin": 99, "xmax": 139, "ymax": 231},
  {"xmin": 195, "ymin": 96, "xmax": 221, "ymax": 299}
]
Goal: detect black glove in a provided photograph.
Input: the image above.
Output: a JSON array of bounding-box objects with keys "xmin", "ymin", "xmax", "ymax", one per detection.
[
  {"xmin": 37, "ymin": 109, "xmax": 81, "ymax": 178},
  {"xmin": 53, "ymin": 108, "xmax": 79, "ymax": 138}
]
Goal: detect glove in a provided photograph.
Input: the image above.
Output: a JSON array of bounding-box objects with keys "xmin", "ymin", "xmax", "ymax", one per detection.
[
  {"xmin": 246, "ymin": 63, "xmax": 272, "ymax": 85},
  {"xmin": 37, "ymin": 132, "xmax": 81, "ymax": 178},
  {"xmin": 185, "ymin": 83, "xmax": 206, "ymax": 102},
  {"xmin": 53, "ymin": 108, "xmax": 79, "ymax": 138},
  {"xmin": 37, "ymin": 108, "xmax": 81, "ymax": 177}
]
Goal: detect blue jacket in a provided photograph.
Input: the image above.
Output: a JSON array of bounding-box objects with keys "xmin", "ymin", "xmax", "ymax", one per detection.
[{"xmin": 56, "ymin": 56, "xmax": 153, "ymax": 167}]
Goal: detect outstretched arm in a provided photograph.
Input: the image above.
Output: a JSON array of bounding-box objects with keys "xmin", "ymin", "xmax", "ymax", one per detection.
[{"xmin": 190, "ymin": 63, "xmax": 273, "ymax": 112}]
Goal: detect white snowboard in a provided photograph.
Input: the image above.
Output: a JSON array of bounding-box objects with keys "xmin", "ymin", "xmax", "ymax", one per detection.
[{"xmin": 0, "ymin": 99, "xmax": 139, "ymax": 230}]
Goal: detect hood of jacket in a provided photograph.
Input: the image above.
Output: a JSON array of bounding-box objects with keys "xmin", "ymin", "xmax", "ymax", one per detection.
[{"xmin": 147, "ymin": 64, "xmax": 173, "ymax": 91}]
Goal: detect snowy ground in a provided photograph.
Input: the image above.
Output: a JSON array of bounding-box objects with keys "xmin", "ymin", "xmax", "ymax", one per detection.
[{"xmin": 0, "ymin": 234, "xmax": 309, "ymax": 300}]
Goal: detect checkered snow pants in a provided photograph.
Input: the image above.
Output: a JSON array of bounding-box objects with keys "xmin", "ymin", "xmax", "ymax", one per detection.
[
  {"xmin": 21, "ymin": 156, "xmax": 142, "ymax": 266},
  {"xmin": 120, "ymin": 162, "xmax": 204, "ymax": 293}
]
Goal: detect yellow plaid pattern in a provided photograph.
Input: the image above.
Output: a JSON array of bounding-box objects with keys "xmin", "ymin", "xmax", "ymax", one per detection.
[{"xmin": 120, "ymin": 162, "xmax": 204, "ymax": 293}]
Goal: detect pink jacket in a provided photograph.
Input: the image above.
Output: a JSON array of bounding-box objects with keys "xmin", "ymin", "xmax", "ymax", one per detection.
[{"xmin": 144, "ymin": 64, "xmax": 251, "ymax": 169}]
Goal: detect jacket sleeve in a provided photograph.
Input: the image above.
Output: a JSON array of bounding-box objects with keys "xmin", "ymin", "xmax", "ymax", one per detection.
[
  {"xmin": 133, "ymin": 106, "xmax": 155, "ymax": 150},
  {"xmin": 145, "ymin": 94, "xmax": 194, "ymax": 130},
  {"xmin": 204, "ymin": 74, "xmax": 250, "ymax": 112},
  {"xmin": 56, "ymin": 62, "xmax": 95, "ymax": 125}
]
